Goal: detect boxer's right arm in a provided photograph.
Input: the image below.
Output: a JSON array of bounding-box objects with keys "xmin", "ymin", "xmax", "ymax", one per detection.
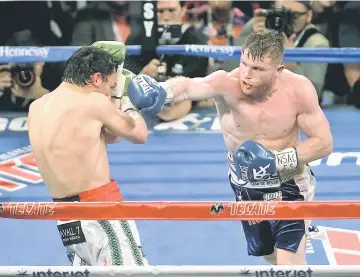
[
  {"xmin": 165, "ymin": 70, "xmax": 228, "ymax": 103},
  {"xmin": 126, "ymin": 70, "xmax": 228, "ymax": 116},
  {"xmin": 93, "ymin": 94, "xmax": 148, "ymax": 144}
]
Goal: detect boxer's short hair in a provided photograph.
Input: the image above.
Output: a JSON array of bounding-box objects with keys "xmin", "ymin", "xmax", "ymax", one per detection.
[
  {"xmin": 242, "ymin": 29, "xmax": 284, "ymax": 63},
  {"xmin": 62, "ymin": 46, "xmax": 118, "ymax": 86}
]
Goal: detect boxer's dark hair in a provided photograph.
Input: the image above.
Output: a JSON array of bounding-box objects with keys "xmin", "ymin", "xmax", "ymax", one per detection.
[
  {"xmin": 62, "ymin": 46, "xmax": 118, "ymax": 86},
  {"xmin": 242, "ymin": 29, "xmax": 284, "ymax": 63}
]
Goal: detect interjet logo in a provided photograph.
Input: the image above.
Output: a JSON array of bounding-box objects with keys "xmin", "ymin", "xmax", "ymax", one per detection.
[
  {"xmin": 240, "ymin": 267, "xmax": 313, "ymax": 277},
  {"xmin": 17, "ymin": 268, "xmax": 90, "ymax": 277}
]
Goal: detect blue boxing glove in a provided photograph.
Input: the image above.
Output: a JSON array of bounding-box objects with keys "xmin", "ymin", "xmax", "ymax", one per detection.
[
  {"xmin": 233, "ymin": 140, "xmax": 299, "ymax": 183},
  {"xmin": 127, "ymin": 75, "xmax": 174, "ymax": 116}
]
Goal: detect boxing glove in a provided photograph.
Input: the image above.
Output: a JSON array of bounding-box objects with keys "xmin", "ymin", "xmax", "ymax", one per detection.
[
  {"xmin": 91, "ymin": 41, "xmax": 126, "ymax": 65},
  {"xmin": 112, "ymin": 68, "xmax": 136, "ymax": 99},
  {"xmin": 233, "ymin": 140, "xmax": 298, "ymax": 183},
  {"xmin": 111, "ymin": 68, "xmax": 139, "ymax": 114},
  {"xmin": 127, "ymin": 75, "xmax": 173, "ymax": 116}
]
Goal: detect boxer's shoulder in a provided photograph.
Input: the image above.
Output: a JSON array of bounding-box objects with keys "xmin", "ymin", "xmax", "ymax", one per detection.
[
  {"xmin": 205, "ymin": 69, "xmax": 239, "ymax": 96},
  {"xmin": 292, "ymin": 75, "xmax": 318, "ymax": 109},
  {"xmin": 87, "ymin": 92, "xmax": 114, "ymax": 112},
  {"xmin": 29, "ymin": 92, "xmax": 49, "ymax": 112},
  {"xmin": 281, "ymin": 69, "xmax": 313, "ymax": 88},
  {"xmin": 279, "ymin": 70, "xmax": 316, "ymax": 102},
  {"xmin": 206, "ymin": 69, "xmax": 230, "ymax": 83}
]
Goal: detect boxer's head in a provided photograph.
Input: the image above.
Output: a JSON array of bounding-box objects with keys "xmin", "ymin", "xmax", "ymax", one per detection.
[
  {"xmin": 62, "ymin": 46, "xmax": 118, "ymax": 98},
  {"xmin": 239, "ymin": 30, "xmax": 284, "ymax": 97}
]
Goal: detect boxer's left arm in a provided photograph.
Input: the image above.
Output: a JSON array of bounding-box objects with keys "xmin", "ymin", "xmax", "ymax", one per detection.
[
  {"xmin": 94, "ymin": 93, "xmax": 148, "ymax": 144},
  {"xmin": 101, "ymin": 65, "xmax": 126, "ymax": 144},
  {"xmin": 295, "ymin": 77, "xmax": 333, "ymax": 166},
  {"xmin": 102, "ymin": 97, "xmax": 122, "ymax": 144}
]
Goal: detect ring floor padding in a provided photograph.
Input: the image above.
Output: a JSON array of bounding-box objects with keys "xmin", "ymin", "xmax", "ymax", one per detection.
[{"xmin": 0, "ymin": 107, "xmax": 359, "ymax": 266}]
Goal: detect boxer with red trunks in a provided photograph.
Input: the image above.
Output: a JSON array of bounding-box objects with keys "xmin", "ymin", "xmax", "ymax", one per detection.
[{"xmin": 28, "ymin": 42, "xmax": 150, "ymax": 266}]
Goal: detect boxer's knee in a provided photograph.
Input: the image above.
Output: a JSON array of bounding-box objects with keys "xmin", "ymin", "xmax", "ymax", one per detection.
[
  {"xmin": 263, "ymin": 252, "xmax": 277, "ymax": 265},
  {"xmin": 276, "ymin": 234, "xmax": 307, "ymax": 265}
]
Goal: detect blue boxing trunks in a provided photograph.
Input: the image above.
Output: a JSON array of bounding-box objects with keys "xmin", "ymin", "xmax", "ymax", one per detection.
[{"xmin": 227, "ymin": 152, "xmax": 316, "ymax": 256}]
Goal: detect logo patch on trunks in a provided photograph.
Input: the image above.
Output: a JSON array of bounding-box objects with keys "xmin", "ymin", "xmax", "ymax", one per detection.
[
  {"xmin": 57, "ymin": 221, "xmax": 86, "ymax": 246},
  {"xmin": 263, "ymin": 191, "xmax": 283, "ymax": 201}
]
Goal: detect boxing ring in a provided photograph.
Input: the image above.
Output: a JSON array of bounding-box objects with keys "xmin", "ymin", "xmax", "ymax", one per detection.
[{"xmin": 0, "ymin": 45, "xmax": 359, "ymax": 276}]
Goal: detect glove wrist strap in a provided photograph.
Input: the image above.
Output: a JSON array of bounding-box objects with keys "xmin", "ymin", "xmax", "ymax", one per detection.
[
  {"xmin": 120, "ymin": 96, "xmax": 142, "ymax": 117},
  {"xmin": 274, "ymin": 147, "xmax": 298, "ymax": 172},
  {"xmin": 159, "ymin": 82, "xmax": 174, "ymax": 104},
  {"xmin": 112, "ymin": 64, "xmax": 125, "ymax": 98}
]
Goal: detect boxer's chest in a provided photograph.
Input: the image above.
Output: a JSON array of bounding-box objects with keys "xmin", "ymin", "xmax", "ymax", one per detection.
[{"xmin": 232, "ymin": 95, "xmax": 297, "ymax": 139}]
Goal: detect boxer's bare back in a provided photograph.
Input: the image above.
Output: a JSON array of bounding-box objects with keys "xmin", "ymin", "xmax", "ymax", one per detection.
[
  {"xmin": 167, "ymin": 50, "xmax": 332, "ymax": 167},
  {"xmin": 28, "ymin": 80, "xmax": 147, "ymax": 198}
]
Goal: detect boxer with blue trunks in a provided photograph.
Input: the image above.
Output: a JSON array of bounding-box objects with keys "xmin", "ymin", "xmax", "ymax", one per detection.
[
  {"xmin": 125, "ymin": 29, "xmax": 334, "ymax": 265},
  {"xmin": 227, "ymin": 149, "xmax": 316, "ymax": 257}
]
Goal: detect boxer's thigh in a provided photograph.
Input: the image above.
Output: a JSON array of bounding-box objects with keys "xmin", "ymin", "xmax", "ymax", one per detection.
[
  {"xmin": 273, "ymin": 227, "xmax": 307, "ymax": 265},
  {"xmin": 270, "ymin": 219, "xmax": 306, "ymax": 253},
  {"xmin": 236, "ymin": 187, "xmax": 276, "ymax": 256},
  {"xmin": 286, "ymin": 167, "xmax": 316, "ymax": 234},
  {"xmin": 267, "ymin": 169, "xmax": 315, "ymax": 264},
  {"xmin": 57, "ymin": 220, "xmax": 103, "ymax": 265},
  {"xmin": 66, "ymin": 220, "xmax": 144, "ymax": 266},
  {"xmin": 241, "ymin": 220, "xmax": 276, "ymax": 256}
]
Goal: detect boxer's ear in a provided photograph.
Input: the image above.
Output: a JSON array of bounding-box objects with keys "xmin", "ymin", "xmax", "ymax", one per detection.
[
  {"xmin": 275, "ymin": 64, "xmax": 284, "ymax": 77},
  {"xmin": 92, "ymin": 72, "xmax": 103, "ymax": 87}
]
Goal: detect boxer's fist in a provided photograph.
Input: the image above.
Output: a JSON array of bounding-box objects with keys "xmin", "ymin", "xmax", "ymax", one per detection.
[
  {"xmin": 91, "ymin": 41, "xmax": 126, "ymax": 64},
  {"xmin": 127, "ymin": 75, "xmax": 173, "ymax": 116},
  {"xmin": 233, "ymin": 140, "xmax": 299, "ymax": 183},
  {"xmin": 234, "ymin": 140, "xmax": 277, "ymax": 182},
  {"xmin": 119, "ymin": 69, "xmax": 142, "ymax": 115},
  {"xmin": 112, "ymin": 68, "xmax": 136, "ymax": 99}
]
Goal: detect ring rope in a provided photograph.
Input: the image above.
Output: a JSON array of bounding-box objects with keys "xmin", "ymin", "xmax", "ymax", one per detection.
[
  {"xmin": 0, "ymin": 45, "xmax": 359, "ymax": 63},
  {"xmin": 0, "ymin": 201, "xmax": 358, "ymax": 220},
  {"xmin": 0, "ymin": 265, "xmax": 359, "ymax": 277}
]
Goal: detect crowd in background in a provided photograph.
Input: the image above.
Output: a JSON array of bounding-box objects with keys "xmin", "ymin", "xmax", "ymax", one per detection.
[{"xmin": 0, "ymin": 0, "xmax": 359, "ymax": 123}]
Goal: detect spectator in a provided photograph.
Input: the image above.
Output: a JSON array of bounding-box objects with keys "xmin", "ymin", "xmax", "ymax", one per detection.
[
  {"xmin": 125, "ymin": 0, "xmax": 209, "ymax": 122},
  {"xmin": 311, "ymin": 1, "xmax": 336, "ymax": 14},
  {"xmin": 0, "ymin": 1, "xmax": 74, "ymax": 46},
  {"xmin": 182, "ymin": 1, "xmax": 208, "ymax": 29},
  {"xmin": 232, "ymin": 1, "xmax": 274, "ymax": 19},
  {"xmin": 70, "ymin": 1, "xmax": 141, "ymax": 46},
  {"xmin": 0, "ymin": 30, "xmax": 50, "ymax": 112},
  {"xmin": 235, "ymin": 0, "xmax": 330, "ymax": 103},
  {"xmin": 206, "ymin": 0, "xmax": 251, "ymax": 75},
  {"xmin": 310, "ymin": 0, "xmax": 336, "ymax": 39},
  {"xmin": 206, "ymin": 0, "xmax": 250, "ymax": 47},
  {"xmin": 338, "ymin": 1, "xmax": 360, "ymax": 109}
]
